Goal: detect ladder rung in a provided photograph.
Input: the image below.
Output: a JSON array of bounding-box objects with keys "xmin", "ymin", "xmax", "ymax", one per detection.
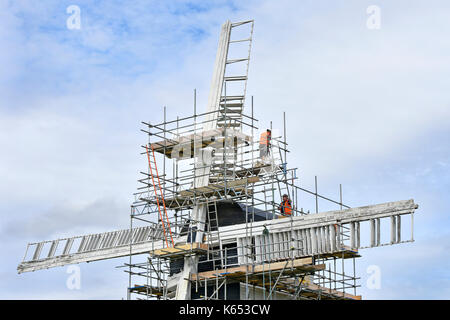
[
  {"xmin": 217, "ymin": 118, "xmax": 241, "ymax": 123},
  {"xmin": 229, "ymin": 38, "xmax": 251, "ymax": 43},
  {"xmin": 219, "ymin": 104, "xmax": 242, "ymax": 113},
  {"xmin": 217, "ymin": 123, "xmax": 241, "ymax": 127},
  {"xmin": 231, "ymin": 20, "xmax": 254, "ymax": 27},
  {"xmin": 217, "ymin": 120, "xmax": 241, "ymax": 125},
  {"xmin": 224, "ymin": 76, "xmax": 247, "ymax": 81},
  {"xmin": 219, "ymin": 103, "xmax": 243, "ymax": 108},
  {"xmin": 217, "ymin": 118, "xmax": 241, "ymax": 122},
  {"xmin": 217, "ymin": 120, "xmax": 242, "ymax": 124},
  {"xmin": 226, "ymin": 58, "xmax": 249, "ymax": 64},
  {"xmin": 221, "ymin": 95, "xmax": 244, "ymax": 101},
  {"xmin": 211, "ymin": 160, "xmax": 235, "ymax": 163},
  {"xmin": 219, "ymin": 111, "xmax": 242, "ymax": 116}
]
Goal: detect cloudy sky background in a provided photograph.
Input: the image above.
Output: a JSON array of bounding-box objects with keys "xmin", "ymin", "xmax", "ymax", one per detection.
[{"xmin": 1, "ymin": 0, "xmax": 449, "ymax": 299}]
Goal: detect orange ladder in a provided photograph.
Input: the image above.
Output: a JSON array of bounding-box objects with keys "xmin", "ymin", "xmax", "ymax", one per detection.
[{"xmin": 145, "ymin": 144, "xmax": 174, "ymax": 248}]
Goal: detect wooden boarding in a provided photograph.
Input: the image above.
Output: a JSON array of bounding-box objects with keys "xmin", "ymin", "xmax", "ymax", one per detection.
[
  {"xmin": 191, "ymin": 265, "xmax": 247, "ymax": 280},
  {"xmin": 178, "ymin": 176, "xmax": 259, "ymax": 198},
  {"xmin": 151, "ymin": 129, "xmax": 252, "ymax": 159},
  {"xmin": 150, "ymin": 242, "xmax": 208, "ymax": 258},
  {"xmin": 304, "ymin": 283, "xmax": 362, "ymax": 300},
  {"xmin": 244, "ymin": 264, "xmax": 325, "ymax": 286},
  {"xmin": 245, "ymin": 275, "xmax": 361, "ymax": 300},
  {"xmin": 129, "ymin": 284, "xmax": 164, "ymax": 296},
  {"xmin": 190, "ymin": 257, "xmax": 322, "ymax": 281},
  {"xmin": 253, "ymin": 258, "xmax": 316, "ymax": 273},
  {"xmin": 320, "ymin": 246, "xmax": 361, "ymax": 259},
  {"xmin": 151, "ymin": 138, "xmax": 215, "ymax": 159},
  {"xmin": 144, "ymin": 187, "xmax": 254, "ymax": 209},
  {"xmin": 230, "ymin": 164, "xmax": 280, "ymax": 178},
  {"xmin": 151, "ymin": 129, "xmax": 223, "ymax": 151},
  {"xmin": 263, "ymin": 282, "xmax": 361, "ymax": 300},
  {"xmin": 141, "ymin": 176, "xmax": 258, "ymax": 208}
]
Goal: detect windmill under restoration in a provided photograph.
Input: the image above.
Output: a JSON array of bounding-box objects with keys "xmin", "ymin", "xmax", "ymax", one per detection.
[{"xmin": 18, "ymin": 20, "xmax": 418, "ymax": 300}]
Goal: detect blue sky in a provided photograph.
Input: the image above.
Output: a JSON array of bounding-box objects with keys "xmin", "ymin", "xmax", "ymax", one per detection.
[{"xmin": 0, "ymin": 0, "xmax": 449, "ymax": 299}]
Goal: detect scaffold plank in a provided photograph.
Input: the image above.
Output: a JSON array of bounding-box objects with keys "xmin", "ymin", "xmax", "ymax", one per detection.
[
  {"xmin": 178, "ymin": 176, "xmax": 259, "ymax": 198},
  {"xmin": 129, "ymin": 284, "xmax": 164, "ymax": 297},
  {"xmin": 304, "ymin": 283, "xmax": 362, "ymax": 300},
  {"xmin": 190, "ymin": 257, "xmax": 320, "ymax": 281},
  {"xmin": 150, "ymin": 242, "xmax": 208, "ymax": 258},
  {"xmin": 151, "ymin": 128, "xmax": 251, "ymax": 159}
]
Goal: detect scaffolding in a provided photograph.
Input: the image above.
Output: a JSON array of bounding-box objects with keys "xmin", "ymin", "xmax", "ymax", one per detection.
[
  {"xmin": 16, "ymin": 19, "xmax": 417, "ymax": 301},
  {"xmin": 125, "ymin": 94, "xmax": 363, "ymax": 300}
]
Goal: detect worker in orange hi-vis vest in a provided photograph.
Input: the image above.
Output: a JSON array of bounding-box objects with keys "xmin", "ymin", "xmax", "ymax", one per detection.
[
  {"xmin": 278, "ymin": 194, "xmax": 292, "ymax": 217},
  {"xmin": 259, "ymin": 129, "xmax": 271, "ymax": 160}
]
